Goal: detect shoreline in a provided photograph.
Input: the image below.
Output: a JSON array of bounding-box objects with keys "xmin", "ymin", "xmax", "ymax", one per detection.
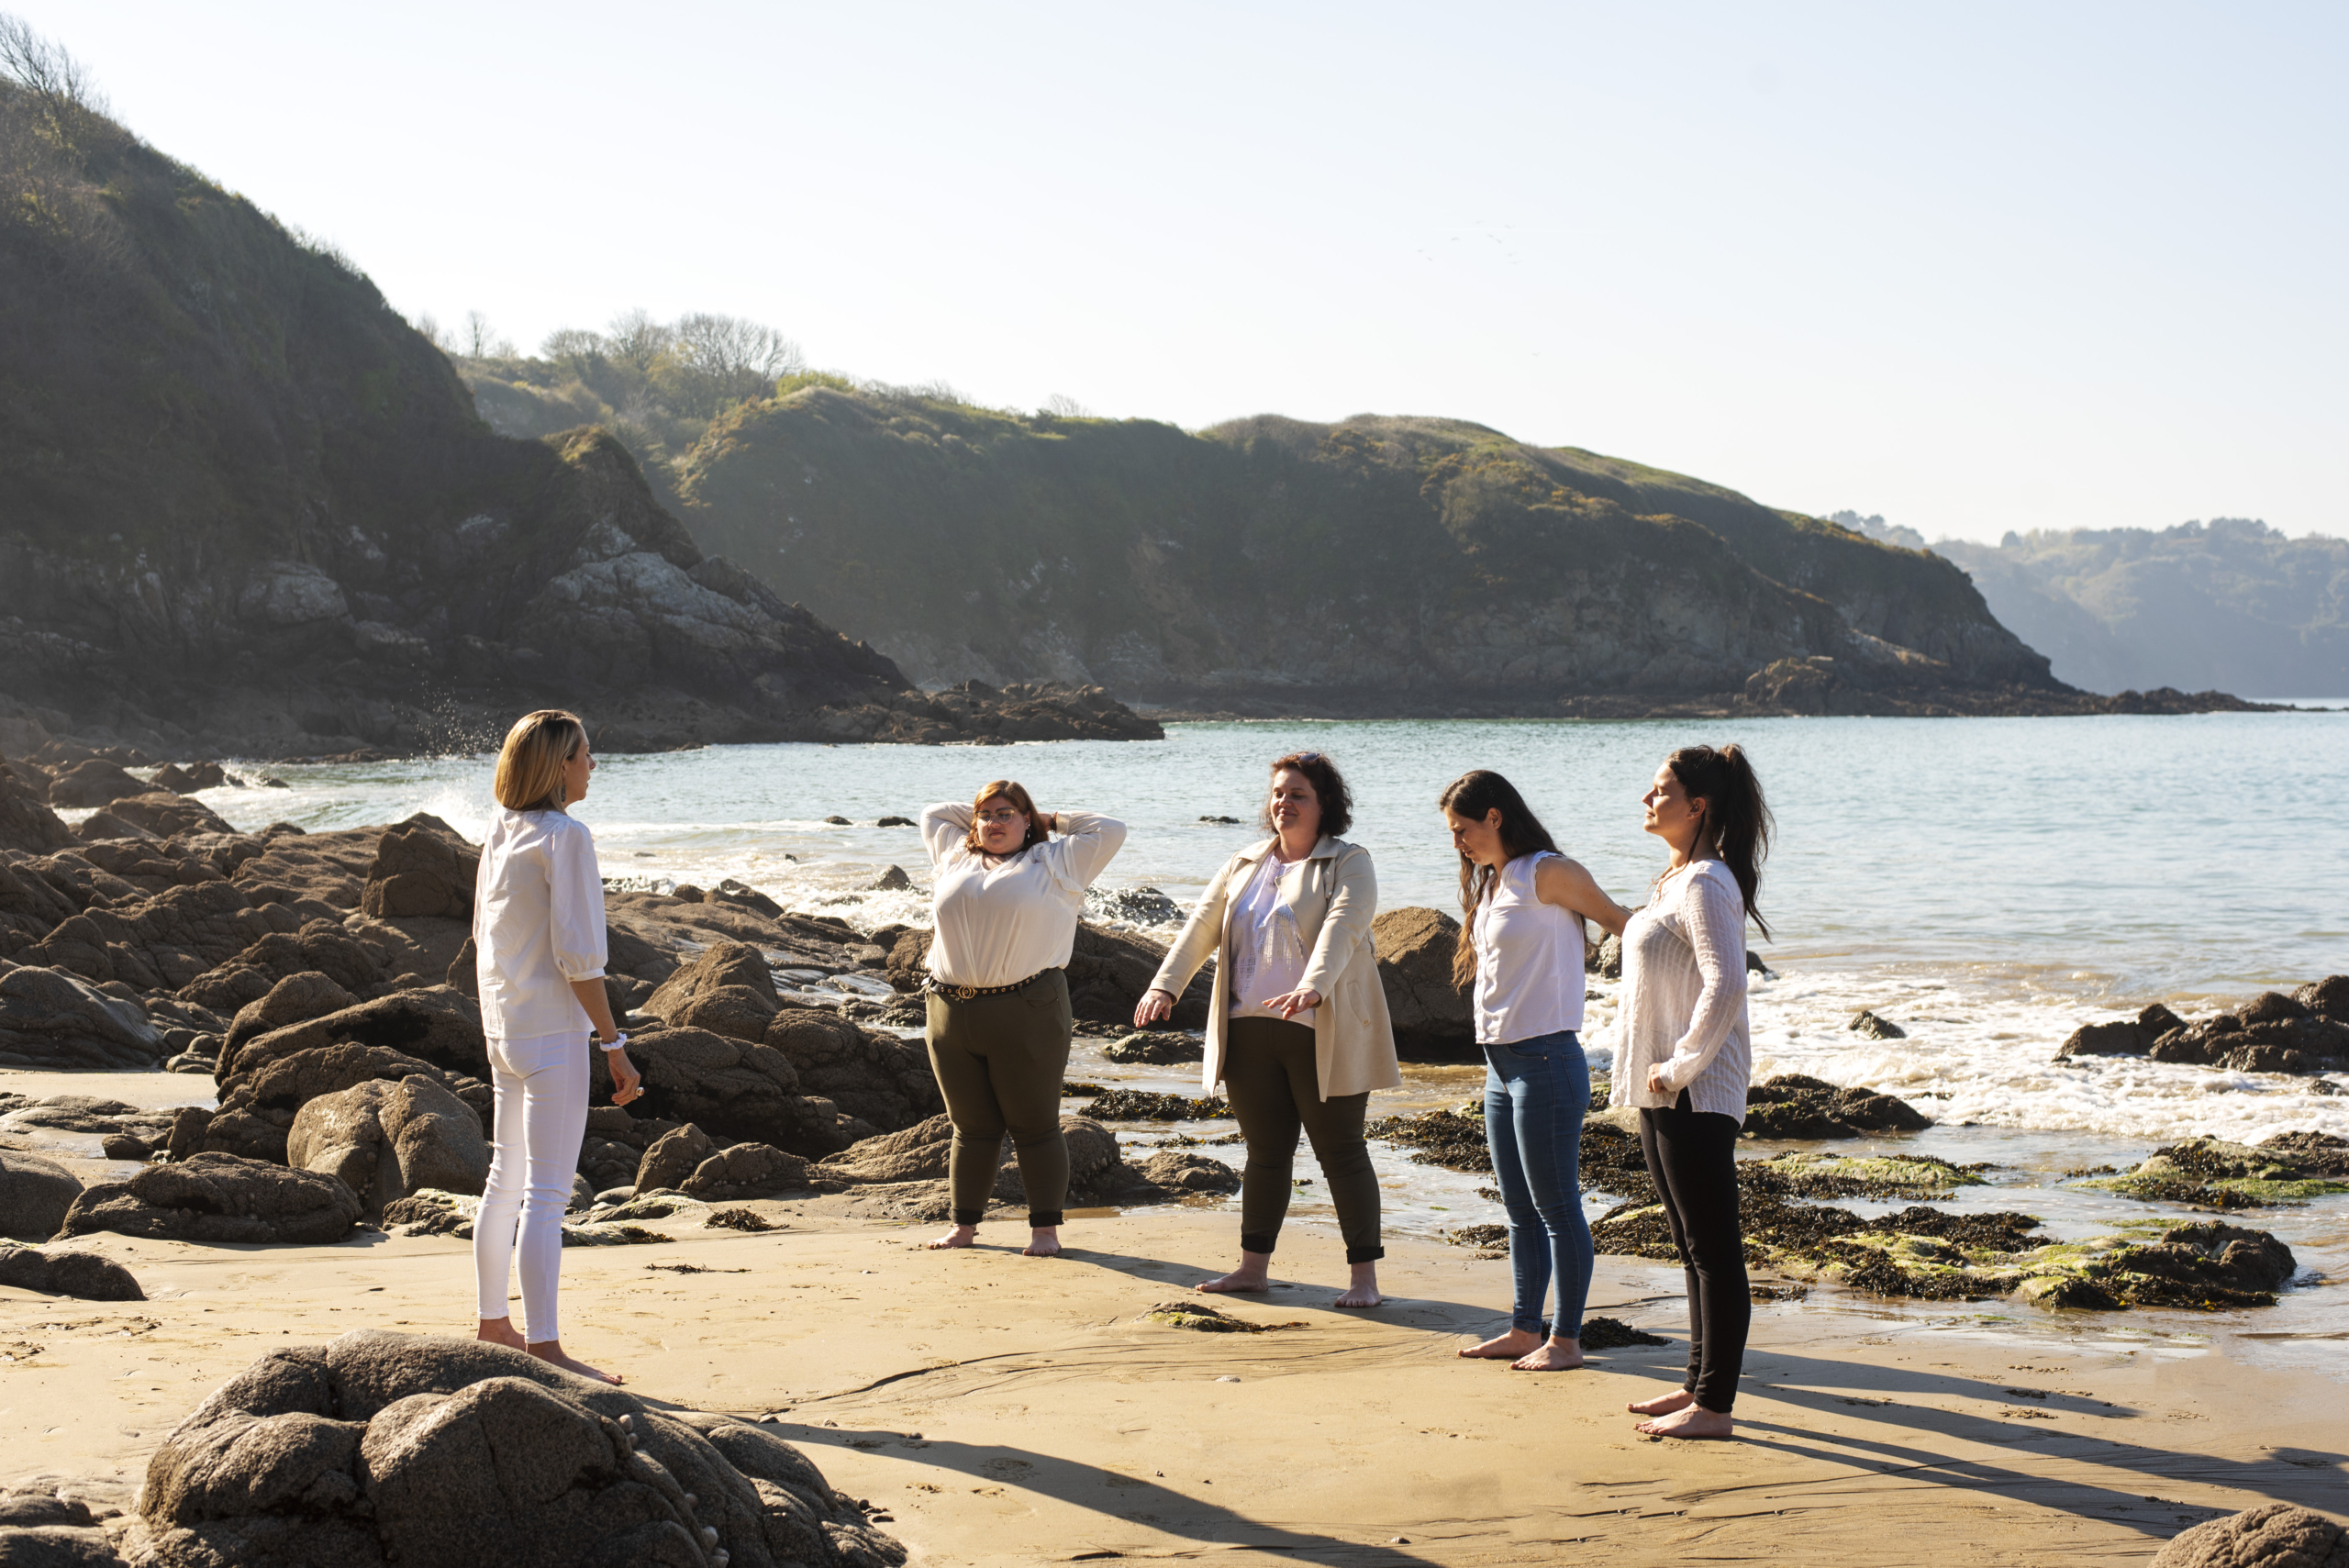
[{"xmin": 5, "ymin": 1200, "xmax": 2343, "ymax": 1564}]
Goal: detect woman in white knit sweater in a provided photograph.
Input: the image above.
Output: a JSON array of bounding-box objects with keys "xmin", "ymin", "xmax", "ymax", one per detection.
[{"xmin": 1613, "ymin": 743, "xmax": 1772, "ymax": 1440}]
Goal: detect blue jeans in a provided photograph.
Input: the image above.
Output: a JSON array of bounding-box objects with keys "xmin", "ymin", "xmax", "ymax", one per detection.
[{"xmin": 1482, "ymin": 1029, "xmax": 1594, "ymax": 1340}]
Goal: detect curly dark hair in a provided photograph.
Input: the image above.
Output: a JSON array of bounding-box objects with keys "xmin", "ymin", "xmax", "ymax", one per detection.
[{"xmin": 1261, "ymin": 751, "xmax": 1353, "ymax": 840}]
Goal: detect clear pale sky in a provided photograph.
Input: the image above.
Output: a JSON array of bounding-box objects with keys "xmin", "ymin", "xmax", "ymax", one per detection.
[{"xmin": 21, "ymin": 1, "xmax": 2345, "ymax": 542}]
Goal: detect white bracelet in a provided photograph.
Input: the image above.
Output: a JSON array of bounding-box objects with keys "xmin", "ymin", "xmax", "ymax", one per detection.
[{"xmin": 601, "ymin": 1031, "xmax": 629, "ymax": 1051}]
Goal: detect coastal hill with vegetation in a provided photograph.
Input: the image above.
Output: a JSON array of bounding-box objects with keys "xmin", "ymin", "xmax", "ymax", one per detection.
[
  {"xmin": 1838, "ymin": 514, "xmax": 2348, "ymax": 699},
  {"xmin": 464, "ymin": 334, "xmax": 2142, "ymax": 719},
  {"xmin": 0, "ymin": 48, "xmax": 1152, "ymax": 756}
]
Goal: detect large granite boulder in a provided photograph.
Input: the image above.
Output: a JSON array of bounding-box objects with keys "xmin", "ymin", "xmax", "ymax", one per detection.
[
  {"xmin": 0, "ymin": 852, "xmax": 80, "ymax": 953},
  {"xmin": 0, "ymin": 756, "xmax": 75, "ymax": 855},
  {"xmin": 1134, "ymin": 1149, "xmax": 1242, "ymax": 1195},
  {"xmin": 360, "ymin": 815, "xmax": 480, "ymax": 920},
  {"xmin": 684, "ymin": 1142, "xmax": 814, "ymax": 1201},
  {"xmin": 2151, "ymin": 1504, "xmax": 2347, "ymax": 1568},
  {"xmin": 635, "ymin": 1123, "xmax": 718, "ymax": 1194},
  {"xmin": 219, "ymin": 984, "xmax": 486, "ymax": 1084},
  {"xmin": 18, "ymin": 880, "xmax": 282, "ymax": 992},
  {"xmin": 59, "ymin": 1152, "xmax": 362, "ymax": 1245},
  {"xmin": 818, "ymin": 1116, "xmax": 952, "ymax": 1184},
  {"xmin": 288, "ymin": 1076, "xmax": 491, "ymax": 1221},
  {"xmin": 671, "ymin": 984, "xmax": 784, "ymax": 1043},
  {"xmin": 0, "ymin": 1151, "xmax": 83, "ymax": 1240},
  {"xmin": 1741, "ymin": 1074, "xmax": 1933, "ymax": 1139},
  {"xmin": 0, "ymin": 964, "xmax": 167, "ymax": 1068},
  {"xmin": 642, "ymin": 939, "xmax": 779, "ymax": 1022},
  {"xmin": 230, "ymin": 827, "xmax": 384, "ymax": 910},
  {"xmin": 225, "ymin": 970, "xmax": 360, "ymax": 1052},
  {"xmin": 2055, "ymin": 1003, "xmax": 2189, "ymax": 1060},
  {"xmin": 763, "ymin": 1009, "xmax": 943, "ymax": 1131},
  {"xmin": 203, "ymin": 1043, "xmax": 489, "ymax": 1165},
  {"xmin": 44, "ymin": 758, "xmax": 148, "ymax": 808},
  {"xmin": 2294, "ymin": 975, "xmax": 2349, "ymax": 1020},
  {"xmin": 0, "ymin": 1244, "xmax": 145, "ymax": 1301},
  {"xmin": 615, "ymin": 1026, "xmax": 848, "ymax": 1159},
  {"xmin": 109, "ymin": 1329, "xmax": 905, "ymax": 1568},
  {"xmin": 103, "ymin": 792, "xmax": 237, "ymax": 839},
  {"xmin": 183, "ymin": 920, "xmax": 390, "ymax": 1017},
  {"xmin": 1371, "ymin": 906, "xmax": 1472, "ymax": 1057}
]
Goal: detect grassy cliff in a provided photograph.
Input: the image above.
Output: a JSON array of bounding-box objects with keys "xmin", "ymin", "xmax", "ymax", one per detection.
[{"xmin": 663, "ymin": 387, "xmax": 2054, "ymax": 711}]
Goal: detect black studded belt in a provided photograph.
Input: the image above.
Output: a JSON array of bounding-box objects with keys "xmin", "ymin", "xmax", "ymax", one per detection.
[{"xmin": 924, "ymin": 968, "xmax": 1059, "ymax": 1002}]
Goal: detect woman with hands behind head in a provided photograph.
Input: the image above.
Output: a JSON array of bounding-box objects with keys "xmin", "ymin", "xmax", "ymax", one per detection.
[
  {"xmin": 1137, "ymin": 751, "xmax": 1399, "ymax": 1307},
  {"xmin": 920, "ymin": 782, "xmax": 1126, "ymax": 1258},
  {"xmin": 1616, "ymin": 743, "xmax": 1772, "ymax": 1440},
  {"xmin": 1442, "ymin": 769, "xmax": 1631, "ymax": 1373},
  {"xmin": 472, "ymin": 709, "xmax": 641, "ymax": 1385}
]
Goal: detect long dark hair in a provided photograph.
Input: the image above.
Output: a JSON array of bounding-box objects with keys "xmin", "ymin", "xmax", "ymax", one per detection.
[
  {"xmin": 1664, "ymin": 743, "xmax": 1773, "ymax": 940},
  {"xmin": 1262, "ymin": 751, "xmax": 1353, "ymax": 840},
  {"xmin": 1439, "ymin": 770, "xmax": 1564, "ymax": 989}
]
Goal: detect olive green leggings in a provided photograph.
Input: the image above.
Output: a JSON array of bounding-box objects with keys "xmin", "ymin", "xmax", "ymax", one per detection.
[
  {"xmin": 1224, "ymin": 1016, "xmax": 1384, "ymax": 1263},
  {"xmin": 925, "ymin": 971, "xmax": 1073, "ymax": 1229}
]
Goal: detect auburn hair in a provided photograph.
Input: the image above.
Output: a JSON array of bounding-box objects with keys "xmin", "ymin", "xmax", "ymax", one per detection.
[
  {"xmin": 964, "ymin": 779, "xmax": 1048, "ymax": 853},
  {"xmin": 493, "ymin": 709, "xmax": 586, "ymax": 813},
  {"xmin": 1261, "ymin": 751, "xmax": 1353, "ymax": 840}
]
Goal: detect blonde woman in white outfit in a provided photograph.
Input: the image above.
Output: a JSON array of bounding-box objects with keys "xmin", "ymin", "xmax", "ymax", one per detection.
[{"xmin": 472, "ymin": 709, "xmax": 642, "ymax": 1385}]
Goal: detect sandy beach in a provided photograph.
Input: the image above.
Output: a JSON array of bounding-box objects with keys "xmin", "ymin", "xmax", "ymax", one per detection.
[{"xmin": 7, "ymin": 1095, "xmax": 2343, "ymax": 1567}]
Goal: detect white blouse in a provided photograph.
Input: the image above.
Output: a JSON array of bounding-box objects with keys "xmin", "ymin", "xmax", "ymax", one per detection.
[
  {"xmin": 473, "ymin": 807, "xmax": 608, "ymax": 1040},
  {"xmin": 1228, "ymin": 851, "xmax": 1315, "ymax": 1025},
  {"xmin": 1609, "ymin": 860, "xmax": 1753, "ymax": 1123},
  {"xmin": 1471, "ymin": 851, "xmax": 1586, "ymax": 1044},
  {"xmin": 921, "ymin": 804, "xmax": 1127, "ymax": 988}
]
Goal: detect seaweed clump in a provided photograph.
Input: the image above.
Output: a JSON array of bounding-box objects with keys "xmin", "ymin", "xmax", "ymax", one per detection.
[
  {"xmin": 1080, "ymin": 1090, "xmax": 1231, "ymax": 1122},
  {"xmin": 2077, "ymin": 1133, "xmax": 2349, "ymax": 1208}
]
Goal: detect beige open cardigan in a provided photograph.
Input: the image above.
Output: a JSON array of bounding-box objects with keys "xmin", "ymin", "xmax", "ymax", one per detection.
[{"xmin": 1148, "ymin": 836, "xmax": 1401, "ymax": 1101}]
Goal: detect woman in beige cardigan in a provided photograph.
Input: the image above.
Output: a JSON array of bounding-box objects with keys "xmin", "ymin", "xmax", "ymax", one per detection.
[{"xmin": 1135, "ymin": 751, "xmax": 1400, "ymax": 1307}]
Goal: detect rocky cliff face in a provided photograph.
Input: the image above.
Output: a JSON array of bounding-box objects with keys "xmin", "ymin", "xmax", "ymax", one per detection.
[
  {"xmin": 0, "ymin": 83, "xmax": 1153, "ymax": 755},
  {"xmin": 672, "ymin": 395, "xmax": 2069, "ymax": 716}
]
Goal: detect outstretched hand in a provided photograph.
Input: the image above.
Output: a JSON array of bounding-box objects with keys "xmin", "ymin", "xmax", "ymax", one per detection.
[{"xmin": 1133, "ymin": 987, "xmax": 1174, "ymax": 1028}]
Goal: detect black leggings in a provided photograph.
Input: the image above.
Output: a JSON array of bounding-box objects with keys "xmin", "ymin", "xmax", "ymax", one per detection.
[{"xmin": 1637, "ymin": 1094, "xmax": 1748, "ymax": 1413}]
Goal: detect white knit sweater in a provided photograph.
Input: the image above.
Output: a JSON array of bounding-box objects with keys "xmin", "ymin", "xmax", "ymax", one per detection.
[{"xmin": 1609, "ymin": 860, "xmax": 1752, "ymax": 1123}]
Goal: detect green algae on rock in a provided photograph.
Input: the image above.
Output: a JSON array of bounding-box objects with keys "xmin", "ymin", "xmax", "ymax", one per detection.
[
  {"xmin": 1141, "ymin": 1301, "xmax": 1304, "ymax": 1333},
  {"xmin": 2076, "ymin": 1133, "xmax": 2349, "ymax": 1208},
  {"xmin": 1742, "ymin": 1151, "xmax": 1988, "ymax": 1200}
]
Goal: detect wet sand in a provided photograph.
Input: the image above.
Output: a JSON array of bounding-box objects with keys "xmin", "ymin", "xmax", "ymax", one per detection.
[{"xmin": 6, "ymin": 1174, "xmax": 2343, "ymax": 1565}]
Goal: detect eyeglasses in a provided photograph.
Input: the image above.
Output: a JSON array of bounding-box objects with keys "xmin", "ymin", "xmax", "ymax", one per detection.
[
  {"xmin": 1293, "ymin": 752, "xmax": 1323, "ymax": 763},
  {"xmin": 976, "ymin": 809, "xmax": 1028, "ymax": 825}
]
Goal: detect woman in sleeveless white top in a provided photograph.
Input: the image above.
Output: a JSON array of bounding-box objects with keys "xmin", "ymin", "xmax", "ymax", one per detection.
[{"xmin": 1441, "ymin": 771, "xmax": 1631, "ymax": 1373}]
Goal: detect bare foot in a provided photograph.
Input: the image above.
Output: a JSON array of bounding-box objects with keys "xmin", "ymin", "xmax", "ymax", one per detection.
[
  {"xmin": 1637, "ymin": 1404, "xmax": 1734, "ymax": 1440},
  {"xmin": 477, "ymin": 1316, "xmax": 527, "ymax": 1350},
  {"xmin": 1335, "ymin": 1262, "xmax": 1383, "ymax": 1308},
  {"xmin": 1511, "ymin": 1337, "xmax": 1584, "ymax": 1372},
  {"xmin": 1459, "ymin": 1328, "xmax": 1541, "ymax": 1360},
  {"xmin": 926, "ymin": 1225, "xmax": 977, "ymax": 1250},
  {"xmin": 1197, "ymin": 1249, "xmax": 1273, "ymax": 1294},
  {"xmin": 1023, "ymin": 1227, "xmax": 1062, "ymax": 1257},
  {"xmin": 528, "ymin": 1339, "xmax": 622, "ymax": 1385},
  {"xmin": 1627, "ymin": 1389, "xmax": 1696, "ymax": 1418}
]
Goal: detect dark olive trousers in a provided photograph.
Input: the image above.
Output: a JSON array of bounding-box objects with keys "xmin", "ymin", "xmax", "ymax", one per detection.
[
  {"xmin": 1223, "ymin": 1016, "xmax": 1384, "ymax": 1263},
  {"xmin": 925, "ymin": 971, "xmax": 1073, "ymax": 1229}
]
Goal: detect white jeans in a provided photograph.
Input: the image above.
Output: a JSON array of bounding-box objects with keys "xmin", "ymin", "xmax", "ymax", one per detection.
[{"xmin": 473, "ymin": 1029, "xmax": 590, "ymax": 1339}]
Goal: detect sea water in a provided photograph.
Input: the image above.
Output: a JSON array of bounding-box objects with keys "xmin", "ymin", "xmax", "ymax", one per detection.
[{"xmin": 168, "ymin": 712, "xmax": 2349, "ymax": 1361}]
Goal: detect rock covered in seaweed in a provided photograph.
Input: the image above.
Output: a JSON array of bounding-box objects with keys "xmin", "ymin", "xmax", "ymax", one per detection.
[{"xmin": 2076, "ymin": 1131, "xmax": 2349, "ymax": 1208}]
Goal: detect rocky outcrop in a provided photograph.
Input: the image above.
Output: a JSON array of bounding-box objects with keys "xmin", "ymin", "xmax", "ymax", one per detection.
[
  {"xmin": 359, "ymin": 816, "xmax": 479, "ymax": 919},
  {"xmin": 615, "ymin": 1027, "xmax": 848, "ymax": 1160},
  {"xmin": 286, "ymin": 1075, "xmax": 491, "ymax": 1221},
  {"xmin": 200, "ymin": 1043, "xmax": 489, "ymax": 1166},
  {"xmin": 224, "ymin": 970, "xmax": 361, "ymax": 1051},
  {"xmin": 100, "ymin": 793, "xmax": 236, "ymax": 840},
  {"xmin": 58, "ymin": 1151, "xmax": 362, "ymax": 1245},
  {"xmin": 0, "ymin": 1245, "xmax": 145, "ymax": 1301},
  {"xmin": 0, "ymin": 757, "xmax": 75, "ymax": 854},
  {"xmin": 2150, "ymin": 1505, "xmax": 2347, "ymax": 1568},
  {"xmin": 683, "ymin": 1142, "xmax": 813, "ymax": 1201},
  {"xmin": 0, "ymin": 1151, "xmax": 83, "ymax": 1240},
  {"xmin": 2056, "ymin": 979, "xmax": 2349, "ymax": 1074},
  {"xmin": 1102, "ymin": 1030, "xmax": 1204, "ymax": 1064},
  {"xmin": 1742, "ymin": 1075, "xmax": 1934, "ymax": 1139},
  {"xmin": 83, "ymin": 1329, "xmax": 907, "ymax": 1568},
  {"xmin": 1371, "ymin": 906, "xmax": 1472, "ymax": 1057},
  {"xmin": 763, "ymin": 1010, "xmax": 943, "ymax": 1131},
  {"xmin": 0, "ymin": 964, "xmax": 166, "ymax": 1068},
  {"xmin": 636, "ymin": 1123, "xmax": 719, "ymax": 1194},
  {"xmin": 218, "ymin": 984, "xmax": 487, "ymax": 1084}
]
